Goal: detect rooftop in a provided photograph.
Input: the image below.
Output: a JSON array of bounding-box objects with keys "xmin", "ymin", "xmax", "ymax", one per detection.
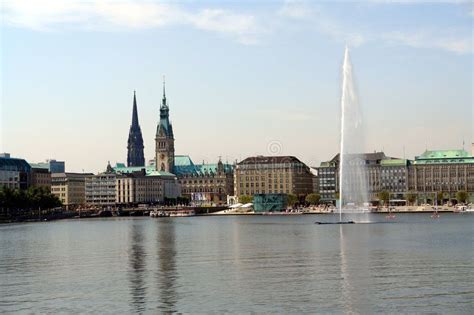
[
  {"xmin": 112, "ymin": 164, "xmax": 176, "ymax": 177},
  {"xmin": 0, "ymin": 157, "xmax": 31, "ymax": 172},
  {"xmin": 414, "ymin": 149, "xmax": 474, "ymax": 164},
  {"xmin": 238, "ymin": 156, "xmax": 305, "ymax": 165},
  {"xmin": 416, "ymin": 149, "xmax": 470, "ymax": 159},
  {"xmin": 330, "ymin": 152, "xmax": 388, "ymax": 163},
  {"xmin": 381, "ymin": 159, "xmax": 409, "ymax": 166},
  {"xmin": 173, "ymin": 155, "xmax": 233, "ymax": 176}
]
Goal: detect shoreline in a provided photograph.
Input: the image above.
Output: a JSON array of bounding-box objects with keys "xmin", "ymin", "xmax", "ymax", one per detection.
[{"xmin": 1, "ymin": 207, "xmax": 470, "ymax": 224}]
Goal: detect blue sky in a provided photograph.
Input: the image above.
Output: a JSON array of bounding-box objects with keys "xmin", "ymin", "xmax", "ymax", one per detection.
[{"xmin": 1, "ymin": 0, "xmax": 473, "ymax": 172}]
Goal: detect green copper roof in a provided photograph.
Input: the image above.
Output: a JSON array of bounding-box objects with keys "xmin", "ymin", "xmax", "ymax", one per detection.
[
  {"xmin": 173, "ymin": 155, "xmax": 233, "ymax": 176},
  {"xmin": 417, "ymin": 150, "xmax": 470, "ymax": 159},
  {"xmin": 414, "ymin": 149, "xmax": 474, "ymax": 164},
  {"xmin": 146, "ymin": 170, "xmax": 175, "ymax": 177},
  {"xmin": 175, "ymin": 155, "xmax": 194, "ymax": 167},
  {"xmin": 29, "ymin": 162, "xmax": 49, "ymax": 169},
  {"xmin": 381, "ymin": 159, "xmax": 409, "ymax": 166}
]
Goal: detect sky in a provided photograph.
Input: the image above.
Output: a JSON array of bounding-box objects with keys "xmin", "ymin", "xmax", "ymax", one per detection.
[{"xmin": 1, "ymin": 0, "xmax": 473, "ymax": 173}]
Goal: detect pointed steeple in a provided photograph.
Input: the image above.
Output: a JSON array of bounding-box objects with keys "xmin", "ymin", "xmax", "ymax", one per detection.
[
  {"xmin": 132, "ymin": 90, "xmax": 139, "ymax": 128},
  {"xmin": 106, "ymin": 161, "xmax": 114, "ymax": 173},
  {"xmin": 127, "ymin": 90, "xmax": 145, "ymax": 167},
  {"xmin": 155, "ymin": 76, "xmax": 175, "ymax": 173},
  {"xmin": 161, "ymin": 75, "xmax": 168, "ymax": 108}
]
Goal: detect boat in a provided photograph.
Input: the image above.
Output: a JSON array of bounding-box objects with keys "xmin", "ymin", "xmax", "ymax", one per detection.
[
  {"xmin": 169, "ymin": 209, "xmax": 195, "ymax": 217},
  {"xmin": 150, "ymin": 210, "xmax": 170, "ymax": 217},
  {"xmin": 315, "ymin": 221, "xmax": 355, "ymax": 225}
]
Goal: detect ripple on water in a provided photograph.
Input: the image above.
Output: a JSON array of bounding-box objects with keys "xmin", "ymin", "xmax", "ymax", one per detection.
[{"xmin": 0, "ymin": 215, "xmax": 473, "ymax": 313}]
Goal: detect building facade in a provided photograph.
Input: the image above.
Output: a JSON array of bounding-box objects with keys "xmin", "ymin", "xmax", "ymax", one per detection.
[
  {"xmin": 113, "ymin": 165, "xmax": 181, "ymax": 204},
  {"xmin": 317, "ymin": 160, "xmax": 338, "ymax": 202},
  {"xmin": 318, "ymin": 149, "xmax": 474, "ymax": 205},
  {"xmin": 380, "ymin": 159, "xmax": 409, "ymax": 200},
  {"xmin": 234, "ymin": 156, "xmax": 314, "ymax": 197},
  {"xmin": 127, "ymin": 91, "xmax": 145, "ymax": 167},
  {"xmin": 31, "ymin": 167, "xmax": 51, "ymax": 189},
  {"xmin": 155, "ymin": 80, "xmax": 175, "ymax": 173},
  {"xmin": 408, "ymin": 150, "xmax": 474, "ymax": 204},
  {"xmin": 0, "ymin": 155, "xmax": 31, "ymax": 190},
  {"xmin": 317, "ymin": 152, "xmax": 399, "ymax": 204},
  {"xmin": 51, "ymin": 173, "xmax": 92, "ymax": 209},
  {"xmin": 85, "ymin": 165, "xmax": 117, "ymax": 206},
  {"xmin": 174, "ymin": 156, "xmax": 234, "ymax": 205}
]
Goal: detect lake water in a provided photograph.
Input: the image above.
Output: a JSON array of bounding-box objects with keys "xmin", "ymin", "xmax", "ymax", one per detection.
[{"xmin": 1, "ymin": 213, "xmax": 473, "ymax": 314}]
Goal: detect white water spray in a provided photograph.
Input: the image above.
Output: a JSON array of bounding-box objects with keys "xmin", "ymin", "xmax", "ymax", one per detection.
[{"xmin": 338, "ymin": 46, "xmax": 369, "ymax": 222}]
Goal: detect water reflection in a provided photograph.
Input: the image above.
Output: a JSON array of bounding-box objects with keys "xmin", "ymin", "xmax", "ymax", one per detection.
[
  {"xmin": 128, "ymin": 222, "xmax": 147, "ymax": 313},
  {"xmin": 338, "ymin": 225, "xmax": 372, "ymax": 314},
  {"xmin": 156, "ymin": 219, "xmax": 177, "ymax": 312}
]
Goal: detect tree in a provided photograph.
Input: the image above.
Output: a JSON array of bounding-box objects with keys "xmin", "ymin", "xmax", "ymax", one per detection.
[
  {"xmin": 456, "ymin": 191, "xmax": 468, "ymax": 204},
  {"xmin": 287, "ymin": 194, "xmax": 298, "ymax": 207},
  {"xmin": 377, "ymin": 191, "xmax": 390, "ymax": 206},
  {"xmin": 0, "ymin": 186, "xmax": 61, "ymax": 210},
  {"xmin": 405, "ymin": 192, "xmax": 417, "ymax": 205},
  {"xmin": 436, "ymin": 191, "xmax": 444, "ymax": 205},
  {"xmin": 239, "ymin": 195, "xmax": 253, "ymax": 204},
  {"xmin": 305, "ymin": 193, "xmax": 321, "ymax": 205}
]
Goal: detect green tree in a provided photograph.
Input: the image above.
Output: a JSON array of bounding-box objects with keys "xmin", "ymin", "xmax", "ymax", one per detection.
[
  {"xmin": 377, "ymin": 191, "xmax": 390, "ymax": 206},
  {"xmin": 287, "ymin": 194, "xmax": 298, "ymax": 207},
  {"xmin": 305, "ymin": 193, "xmax": 321, "ymax": 205},
  {"xmin": 456, "ymin": 191, "xmax": 468, "ymax": 204},
  {"xmin": 0, "ymin": 186, "xmax": 61, "ymax": 210},
  {"xmin": 239, "ymin": 195, "xmax": 253, "ymax": 204},
  {"xmin": 405, "ymin": 192, "xmax": 417, "ymax": 205},
  {"xmin": 436, "ymin": 192, "xmax": 444, "ymax": 205}
]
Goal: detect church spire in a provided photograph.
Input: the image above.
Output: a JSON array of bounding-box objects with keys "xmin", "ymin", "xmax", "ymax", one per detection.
[
  {"xmin": 132, "ymin": 90, "xmax": 139, "ymax": 128},
  {"xmin": 127, "ymin": 90, "xmax": 145, "ymax": 167}
]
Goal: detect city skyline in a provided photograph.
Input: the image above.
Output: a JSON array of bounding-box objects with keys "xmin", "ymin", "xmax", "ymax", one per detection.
[{"xmin": 2, "ymin": 0, "xmax": 473, "ymax": 173}]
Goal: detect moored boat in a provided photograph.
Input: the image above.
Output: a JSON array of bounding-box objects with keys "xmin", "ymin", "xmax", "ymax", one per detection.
[{"xmin": 169, "ymin": 209, "xmax": 195, "ymax": 217}]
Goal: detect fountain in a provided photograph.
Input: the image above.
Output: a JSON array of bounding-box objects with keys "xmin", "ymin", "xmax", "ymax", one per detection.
[
  {"xmin": 338, "ymin": 46, "xmax": 369, "ymax": 222},
  {"xmin": 315, "ymin": 47, "xmax": 369, "ymax": 225}
]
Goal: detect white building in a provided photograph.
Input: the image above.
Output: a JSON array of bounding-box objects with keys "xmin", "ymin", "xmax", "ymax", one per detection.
[{"xmin": 85, "ymin": 172, "xmax": 117, "ymax": 206}]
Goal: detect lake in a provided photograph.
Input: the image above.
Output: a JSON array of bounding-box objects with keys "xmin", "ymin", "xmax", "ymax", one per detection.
[{"xmin": 1, "ymin": 213, "xmax": 473, "ymax": 313}]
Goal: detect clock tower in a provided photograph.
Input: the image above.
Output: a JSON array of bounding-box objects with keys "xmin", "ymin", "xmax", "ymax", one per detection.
[{"xmin": 155, "ymin": 77, "xmax": 175, "ymax": 173}]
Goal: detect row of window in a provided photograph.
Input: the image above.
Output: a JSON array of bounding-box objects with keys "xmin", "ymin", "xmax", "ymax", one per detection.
[
  {"xmin": 240, "ymin": 189, "xmax": 291, "ymax": 195},
  {"xmin": 183, "ymin": 188, "xmax": 223, "ymax": 193},
  {"xmin": 181, "ymin": 179, "xmax": 224, "ymax": 184}
]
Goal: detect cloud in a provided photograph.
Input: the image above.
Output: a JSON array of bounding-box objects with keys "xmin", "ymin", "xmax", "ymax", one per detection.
[
  {"xmin": 276, "ymin": 0, "xmax": 472, "ymax": 54},
  {"xmin": 383, "ymin": 30, "xmax": 472, "ymax": 54},
  {"xmin": 1, "ymin": 0, "xmax": 262, "ymax": 44},
  {"xmin": 190, "ymin": 9, "xmax": 262, "ymax": 45},
  {"xmin": 277, "ymin": 0, "xmax": 313, "ymax": 19}
]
